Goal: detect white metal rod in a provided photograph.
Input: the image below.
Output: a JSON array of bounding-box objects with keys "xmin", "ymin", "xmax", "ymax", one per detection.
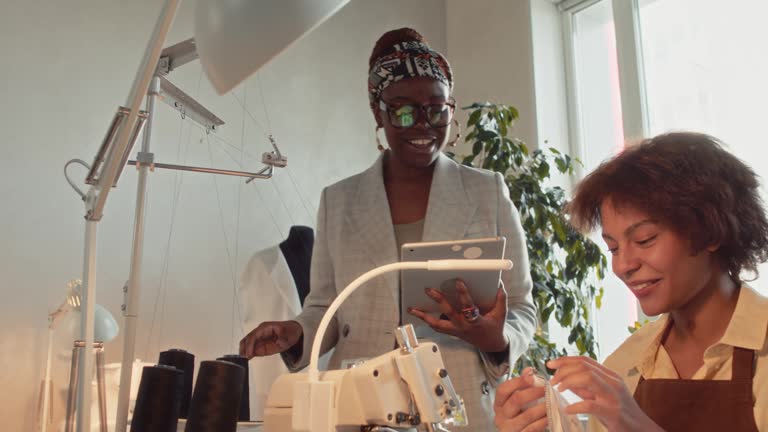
[
  {"xmin": 41, "ymin": 327, "xmax": 54, "ymax": 432},
  {"xmin": 76, "ymin": 221, "xmax": 98, "ymax": 432},
  {"xmin": 89, "ymin": 0, "xmax": 182, "ymax": 221},
  {"xmin": 126, "ymin": 161, "xmax": 274, "ymax": 179},
  {"xmin": 115, "ymin": 76, "xmax": 160, "ymax": 432},
  {"xmin": 65, "ymin": 344, "xmax": 82, "ymax": 432},
  {"xmin": 97, "ymin": 349, "xmax": 107, "ymax": 432}
]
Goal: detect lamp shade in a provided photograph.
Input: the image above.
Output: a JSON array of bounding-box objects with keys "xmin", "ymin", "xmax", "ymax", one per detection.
[
  {"xmin": 63, "ymin": 304, "xmax": 120, "ymax": 343},
  {"xmin": 194, "ymin": 0, "xmax": 351, "ymax": 95},
  {"xmin": 93, "ymin": 304, "xmax": 120, "ymax": 342}
]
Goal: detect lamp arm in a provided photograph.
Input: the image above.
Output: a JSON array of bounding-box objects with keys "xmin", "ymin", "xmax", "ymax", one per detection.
[
  {"xmin": 307, "ymin": 259, "xmax": 513, "ymax": 383},
  {"xmin": 88, "ymin": 0, "xmax": 182, "ymax": 221},
  {"xmin": 48, "ymin": 301, "xmax": 71, "ymax": 330},
  {"xmin": 40, "ymin": 326, "xmax": 55, "ymax": 432}
]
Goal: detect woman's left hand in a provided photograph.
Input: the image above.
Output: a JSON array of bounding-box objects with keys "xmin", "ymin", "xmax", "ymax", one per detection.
[
  {"xmin": 547, "ymin": 356, "xmax": 664, "ymax": 432},
  {"xmin": 407, "ymin": 279, "xmax": 508, "ymax": 352}
]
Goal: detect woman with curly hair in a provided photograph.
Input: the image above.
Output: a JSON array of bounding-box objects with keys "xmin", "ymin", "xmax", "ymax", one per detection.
[{"xmin": 495, "ymin": 132, "xmax": 768, "ymax": 431}]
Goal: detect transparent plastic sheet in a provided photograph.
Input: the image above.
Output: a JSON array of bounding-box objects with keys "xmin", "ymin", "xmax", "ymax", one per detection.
[{"xmin": 531, "ymin": 373, "xmax": 585, "ymax": 432}]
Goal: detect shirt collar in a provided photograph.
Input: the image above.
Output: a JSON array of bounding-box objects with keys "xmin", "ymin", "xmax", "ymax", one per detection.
[
  {"xmin": 636, "ymin": 315, "xmax": 670, "ymax": 377},
  {"xmin": 629, "ymin": 285, "xmax": 768, "ymax": 376},
  {"xmin": 718, "ymin": 284, "xmax": 768, "ymax": 350}
]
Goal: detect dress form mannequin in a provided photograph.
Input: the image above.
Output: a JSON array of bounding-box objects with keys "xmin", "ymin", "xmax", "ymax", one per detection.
[{"xmin": 278, "ymin": 225, "xmax": 314, "ymax": 306}]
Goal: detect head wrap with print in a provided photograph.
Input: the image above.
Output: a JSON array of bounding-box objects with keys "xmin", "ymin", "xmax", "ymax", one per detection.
[{"xmin": 368, "ymin": 40, "xmax": 453, "ymax": 110}]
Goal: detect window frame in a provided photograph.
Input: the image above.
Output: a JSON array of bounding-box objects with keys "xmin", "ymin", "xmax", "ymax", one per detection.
[{"xmin": 560, "ymin": 0, "xmax": 653, "ymax": 325}]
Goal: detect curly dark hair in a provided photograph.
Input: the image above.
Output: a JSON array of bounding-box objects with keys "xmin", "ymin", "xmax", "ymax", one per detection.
[{"xmin": 565, "ymin": 131, "xmax": 768, "ymax": 280}]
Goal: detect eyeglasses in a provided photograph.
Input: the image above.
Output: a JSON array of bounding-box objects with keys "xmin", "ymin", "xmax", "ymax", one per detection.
[{"xmin": 379, "ymin": 98, "xmax": 456, "ymax": 128}]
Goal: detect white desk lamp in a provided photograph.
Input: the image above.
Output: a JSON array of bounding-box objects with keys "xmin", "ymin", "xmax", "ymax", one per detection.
[
  {"xmin": 40, "ymin": 280, "xmax": 118, "ymax": 432},
  {"xmin": 71, "ymin": 1, "xmax": 351, "ymax": 432},
  {"xmin": 195, "ymin": 0, "xmax": 352, "ymax": 95}
]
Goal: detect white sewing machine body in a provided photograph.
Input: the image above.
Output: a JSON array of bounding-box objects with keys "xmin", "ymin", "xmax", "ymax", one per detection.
[{"xmin": 264, "ymin": 338, "xmax": 466, "ymax": 432}]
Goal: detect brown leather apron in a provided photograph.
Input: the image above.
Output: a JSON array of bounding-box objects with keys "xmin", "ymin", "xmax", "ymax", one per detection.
[{"xmin": 633, "ymin": 346, "xmax": 758, "ymax": 432}]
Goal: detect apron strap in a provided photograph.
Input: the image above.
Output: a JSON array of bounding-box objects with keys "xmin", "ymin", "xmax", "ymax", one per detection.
[{"xmin": 731, "ymin": 347, "xmax": 755, "ymax": 381}]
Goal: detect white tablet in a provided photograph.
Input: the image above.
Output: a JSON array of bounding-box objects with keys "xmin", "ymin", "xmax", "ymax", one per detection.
[{"xmin": 400, "ymin": 237, "xmax": 507, "ymax": 327}]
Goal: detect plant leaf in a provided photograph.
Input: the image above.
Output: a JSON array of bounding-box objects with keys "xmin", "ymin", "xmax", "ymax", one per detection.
[
  {"xmin": 460, "ymin": 100, "xmax": 608, "ymax": 367},
  {"xmin": 468, "ymin": 109, "xmax": 482, "ymax": 127},
  {"xmin": 472, "ymin": 140, "xmax": 483, "ymax": 156}
]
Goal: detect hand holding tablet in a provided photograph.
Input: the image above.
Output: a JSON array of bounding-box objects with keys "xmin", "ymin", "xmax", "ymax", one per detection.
[{"xmin": 400, "ymin": 237, "xmax": 509, "ymax": 326}]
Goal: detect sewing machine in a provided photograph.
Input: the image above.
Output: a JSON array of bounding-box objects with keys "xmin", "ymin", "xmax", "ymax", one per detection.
[{"xmin": 263, "ymin": 325, "xmax": 467, "ymax": 432}]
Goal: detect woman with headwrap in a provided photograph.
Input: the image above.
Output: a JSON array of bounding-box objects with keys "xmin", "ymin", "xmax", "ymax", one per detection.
[{"xmin": 240, "ymin": 28, "xmax": 536, "ymax": 431}]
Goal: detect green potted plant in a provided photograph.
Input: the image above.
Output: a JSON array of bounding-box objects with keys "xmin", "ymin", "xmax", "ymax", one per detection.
[{"xmin": 449, "ymin": 102, "xmax": 608, "ymax": 373}]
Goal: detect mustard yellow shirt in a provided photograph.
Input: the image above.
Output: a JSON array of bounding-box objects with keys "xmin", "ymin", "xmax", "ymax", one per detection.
[{"xmin": 587, "ymin": 285, "xmax": 768, "ymax": 431}]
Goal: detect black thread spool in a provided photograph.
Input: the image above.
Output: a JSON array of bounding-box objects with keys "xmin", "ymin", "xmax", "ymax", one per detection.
[
  {"xmin": 158, "ymin": 349, "xmax": 195, "ymax": 418},
  {"xmin": 216, "ymin": 354, "xmax": 250, "ymax": 421},
  {"xmin": 131, "ymin": 365, "xmax": 184, "ymax": 432},
  {"xmin": 185, "ymin": 360, "xmax": 244, "ymax": 432}
]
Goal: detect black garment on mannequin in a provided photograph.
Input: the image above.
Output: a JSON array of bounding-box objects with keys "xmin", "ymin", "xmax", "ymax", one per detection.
[{"xmin": 278, "ymin": 225, "xmax": 314, "ymax": 306}]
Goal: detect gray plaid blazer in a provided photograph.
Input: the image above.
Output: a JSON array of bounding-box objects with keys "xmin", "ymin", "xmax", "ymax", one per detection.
[{"xmin": 285, "ymin": 152, "xmax": 536, "ymax": 431}]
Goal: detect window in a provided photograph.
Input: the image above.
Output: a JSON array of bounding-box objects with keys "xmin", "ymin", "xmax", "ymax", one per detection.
[
  {"xmin": 639, "ymin": 0, "xmax": 768, "ymax": 291},
  {"xmin": 566, "ymin": 0, "xmax": 637, "ymax": 360},
  {"xmin": 564, "ymin": 0, "xmax": 768, "ymax": 357}
]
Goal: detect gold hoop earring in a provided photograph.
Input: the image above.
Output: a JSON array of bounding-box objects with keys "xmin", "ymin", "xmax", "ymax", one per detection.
[
  {"xmin": 375, "ymin": 126, "xmax": 385, "ymax": 152},
  {"xmin": 447, "ymin": 119, "xmax": 462, "ymax": 147}
]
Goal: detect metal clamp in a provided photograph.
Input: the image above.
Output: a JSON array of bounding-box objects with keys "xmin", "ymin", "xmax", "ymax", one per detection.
[
  {"xmin": 244, "ymin": 135, "xmax": 287, "ymax": 184},
  {"xmin": 261, "ymin": 134, "xmax": 288, "ymax": 168},
  {"xmin": 134, "ymin": 151, "xmax": 155, "ymax": 171},
  {"xmin": 157, "ymin": 56, "xmax": 171, "ymax": 76},
  {"xmin": 85, "ymin": 106, "xmax": 149, "ymax": 187}
]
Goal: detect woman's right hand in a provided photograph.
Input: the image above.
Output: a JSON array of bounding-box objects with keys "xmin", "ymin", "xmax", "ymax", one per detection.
[
  {"xmin": 494, "ymin": 368, "xmax": 548, "ymax": 432},
  {"xmin": 239, "ymin": 320, "xmax": 303, "ymax": 359}
]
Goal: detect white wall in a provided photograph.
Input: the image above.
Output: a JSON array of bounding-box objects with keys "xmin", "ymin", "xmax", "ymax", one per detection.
[
  {"xmin": 445, "ymin": 0, "xmax": 540, "ymax": 157},
  {"xmin": 445, "ymin": 0, "xmax": 573, "ymax": 160},
  {"xmin": 445, "ymin": 0, "xmax": 572, "ymax": 158},
  {"xmin": 0, "ymin": 0, "xmax": 446, "ymax": 429}
]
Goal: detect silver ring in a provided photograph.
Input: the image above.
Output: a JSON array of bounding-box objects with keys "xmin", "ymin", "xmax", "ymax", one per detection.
[{"xmin": 461, "ymin": 306, "xmax": 481, "ymax": 323}]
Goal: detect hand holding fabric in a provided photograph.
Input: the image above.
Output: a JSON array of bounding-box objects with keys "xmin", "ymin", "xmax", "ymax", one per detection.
[
  {"xmin": 494, "ymin": 367, "xmax": 549, "ymax": 432},
  {"xmin": 548, "ymin": 356, "xmax": 664, "ymax": 432}
]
